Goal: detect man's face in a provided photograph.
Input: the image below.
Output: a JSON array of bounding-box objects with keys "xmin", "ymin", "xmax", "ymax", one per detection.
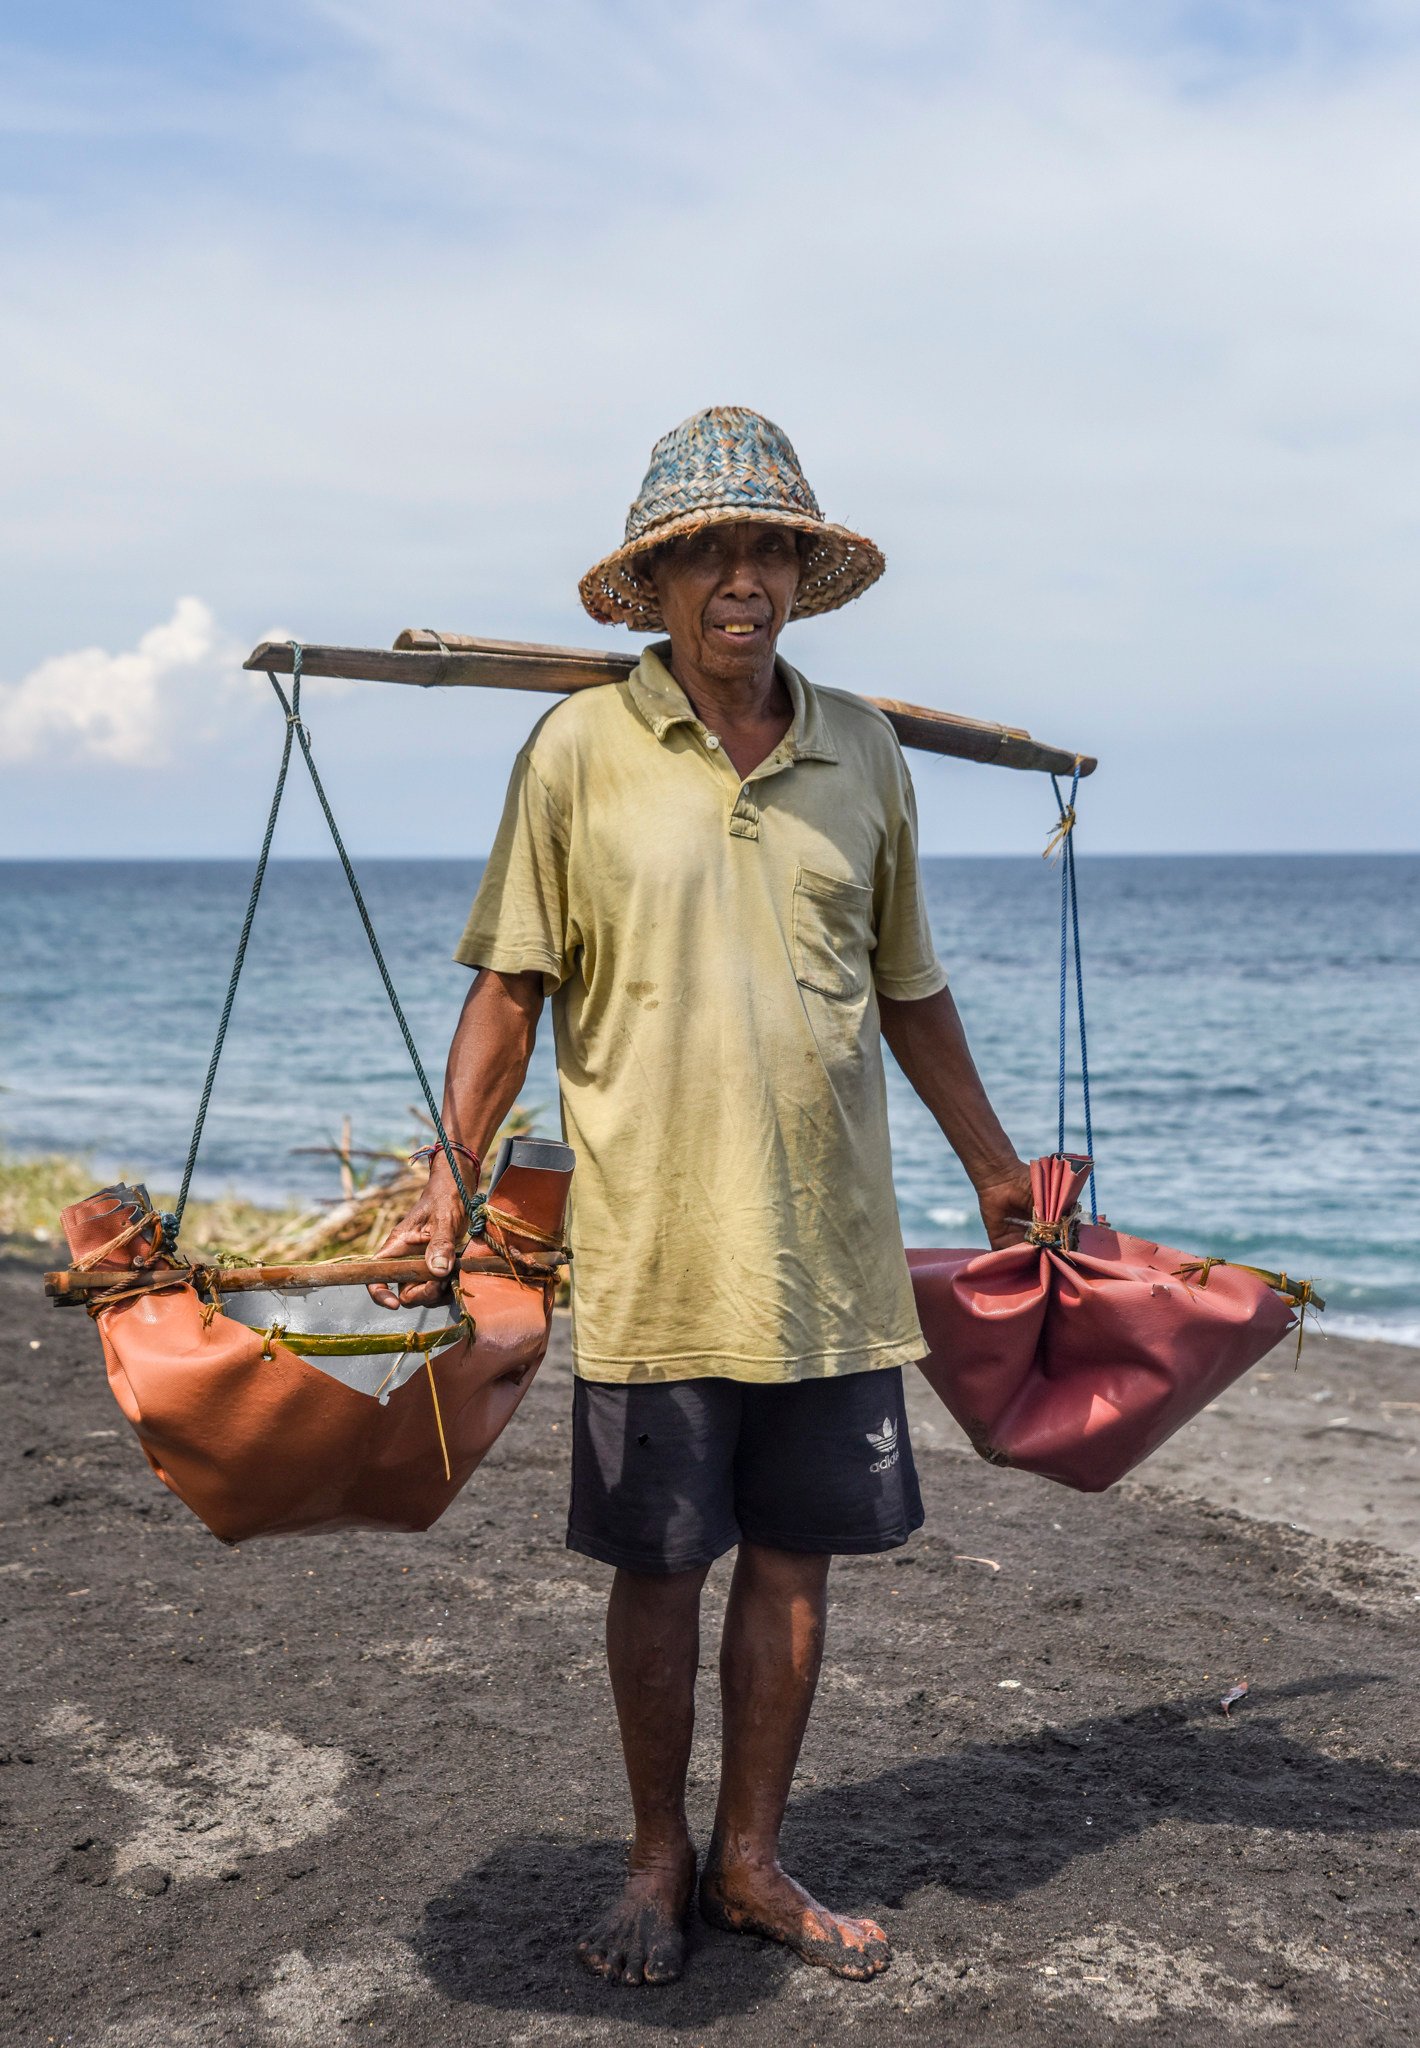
[{"xmin": 650, "ymin": 520, "xmax": 803, "ymax": 684}]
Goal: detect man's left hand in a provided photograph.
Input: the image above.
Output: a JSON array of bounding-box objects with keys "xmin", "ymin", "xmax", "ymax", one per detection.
[{"xmin": 973, "ymin": 1161, "xmax": 1034, "ymax": 1249}]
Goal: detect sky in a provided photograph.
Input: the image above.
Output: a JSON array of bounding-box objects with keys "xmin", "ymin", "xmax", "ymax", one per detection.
[{"xmin": 1, "ymin": 0, "xmax": 1417, "ymax": 857}]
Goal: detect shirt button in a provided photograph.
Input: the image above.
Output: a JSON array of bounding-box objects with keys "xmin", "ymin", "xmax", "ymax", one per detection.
[{"xmin": 705, "ymin": 734, "xmax": 721, "ymax": 751}]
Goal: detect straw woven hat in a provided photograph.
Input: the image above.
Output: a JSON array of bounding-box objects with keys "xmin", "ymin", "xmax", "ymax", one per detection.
[{"xmin": 579, "ymin": 406, "xmax": 885, "ymax": 631}]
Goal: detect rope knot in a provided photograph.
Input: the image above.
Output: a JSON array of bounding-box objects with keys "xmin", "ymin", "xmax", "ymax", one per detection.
[
  {"xmin": 1042, "ymin": 806, "xmax": 1076, "ymax": 862},
  {"xmin": 1024, "ymin": 1207, "xmax": 1081, "ymax": 1252},
  {"xmin": 1175, "ymin": 1257, "xmax": 1325, "ymax": 1363},
  {"xmin": 478, "ymin": 1201, "xmax": 572, "ymax": 1287}
]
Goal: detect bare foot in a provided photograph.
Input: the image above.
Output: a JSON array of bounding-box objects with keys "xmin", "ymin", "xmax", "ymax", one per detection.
[
  {"xmin": 699, "ymin": 1841, "xmax": 890, "ymax": 1979},
  {"xmin": 575, "ymin": 1844, "xmax": 697, "ymax": 1987}
]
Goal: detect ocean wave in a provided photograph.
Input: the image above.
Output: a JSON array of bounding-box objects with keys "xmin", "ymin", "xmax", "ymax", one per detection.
[{"xmin": 1323, "ymin": 1313, "xmax": 1420, "ymax": 1350}]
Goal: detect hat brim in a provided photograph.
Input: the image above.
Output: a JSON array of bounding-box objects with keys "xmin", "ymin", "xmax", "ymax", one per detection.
[{"xmin": 578, "ymin": 506, "xmax": 885, "ymax": 631}]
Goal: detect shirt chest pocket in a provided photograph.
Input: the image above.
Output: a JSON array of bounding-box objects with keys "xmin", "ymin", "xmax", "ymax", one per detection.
[{"xmin": 792, "ymin": 865, "xmax": 874, "ymax": 999}]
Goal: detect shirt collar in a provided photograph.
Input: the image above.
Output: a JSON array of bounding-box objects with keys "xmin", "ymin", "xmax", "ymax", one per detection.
[{"xmin": 626, "ymin": 644, "xmax": 839, "ymax": 764}]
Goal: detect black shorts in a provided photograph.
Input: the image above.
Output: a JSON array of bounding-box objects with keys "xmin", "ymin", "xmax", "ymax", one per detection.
[{"xmin": 567, "ymin": 1368, "xmax": 924, "ymax": 1575}]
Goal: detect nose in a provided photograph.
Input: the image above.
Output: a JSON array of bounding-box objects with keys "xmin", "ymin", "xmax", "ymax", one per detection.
[{"xmin": 717, "ymin": 543, "xmax": 767, "ymax": 598}]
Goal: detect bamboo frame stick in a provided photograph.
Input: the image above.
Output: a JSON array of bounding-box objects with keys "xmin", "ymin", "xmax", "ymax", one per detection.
[
  {"xmin": 243, "ymin": 634, "xmax": 1096, "ymax": 777},
  {"xmin": 44, "ymin": 1251, "xmax": 562, "ymax": 1305}
]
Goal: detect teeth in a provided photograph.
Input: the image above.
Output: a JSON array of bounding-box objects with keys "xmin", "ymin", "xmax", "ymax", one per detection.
[{"xmin": 722, "ymin": 624, "xmax": 756, "ymax": 635}]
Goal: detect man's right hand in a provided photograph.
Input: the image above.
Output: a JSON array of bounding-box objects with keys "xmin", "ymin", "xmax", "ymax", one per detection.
[{"xmin": 368, "ymin": 1178, "xmax": 468, "ymax": 1311}]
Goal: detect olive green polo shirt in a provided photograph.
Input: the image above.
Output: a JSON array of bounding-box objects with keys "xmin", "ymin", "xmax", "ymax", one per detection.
[{"xmin": 454, "ymin": 645, "xmax": 947, "ymax": 1384}]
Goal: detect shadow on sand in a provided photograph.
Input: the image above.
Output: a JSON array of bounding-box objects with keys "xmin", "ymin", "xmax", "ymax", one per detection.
[{"xmin": 414, "ymin": 1670, "xmax": 1415, "ymax": 2027}]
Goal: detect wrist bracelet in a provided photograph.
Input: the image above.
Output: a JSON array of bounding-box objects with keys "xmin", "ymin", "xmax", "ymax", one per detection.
[{"xmin": 410, "ymin": 1140, "xmax": 482, "ymax": 1180}]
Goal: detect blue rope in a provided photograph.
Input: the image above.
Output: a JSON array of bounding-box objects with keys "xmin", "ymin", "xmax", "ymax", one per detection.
[
  {"xmin": 1049, "ymin": 765, "xmax": 1098, "ymax": 1223},
  {"xmin": 171, "ymin": 643, "xmax": 480, "ymax": 1243},
  {"xmin": 169, "ymin": 669, "xmax": 297, "ymax": 1238},
  {"xmin": 1054, "ymin": 773, "xmax": 1071, "ymax": 1160},
  {"xmin": 1066, "ymin": 816, "xmax": 1097, "ymax": 1222},
  {"xmin": 266, "ymin": 651, "xmax": 479, "ymax": 1228}
]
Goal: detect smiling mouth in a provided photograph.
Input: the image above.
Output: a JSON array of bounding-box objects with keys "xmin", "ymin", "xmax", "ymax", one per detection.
[{"xmin": 716, "ymin": 622, "xmax": 761, "ymax": 637}]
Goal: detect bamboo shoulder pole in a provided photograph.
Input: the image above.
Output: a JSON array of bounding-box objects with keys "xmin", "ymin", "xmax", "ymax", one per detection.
[
  {"xmin": 44, "ymin": 1251, "xmax": 562, "ymax": 1305},
  {"xmin": 244, "ymin": 634, "xmax": 1096, "ymax": 777}
]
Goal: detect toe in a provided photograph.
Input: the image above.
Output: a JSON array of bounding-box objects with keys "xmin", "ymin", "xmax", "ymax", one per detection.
[
  {"xmin": 619, "ymin": 1909, "xmax": 653, "ymax": 1984},
  {"xmin": 577, "ymin": 1930, "xmax": 628, "ymax": 1981},
  {"xmin": 832, "ymin": 1945, "xmax": 886, "ymax": 1981},
  {"xmin": 644, "ymin": 1935, "xmax": 685, "ymax": 1985},
  {"xmin": 842, "ymin": 1915, "xmax": 890, "ymax": 1958}
]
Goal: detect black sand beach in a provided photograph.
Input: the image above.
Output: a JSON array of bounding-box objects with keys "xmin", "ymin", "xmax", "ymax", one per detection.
[{"xmin": 3, "ymin": 1256, "xmax": 1417, "ymax": 2045}]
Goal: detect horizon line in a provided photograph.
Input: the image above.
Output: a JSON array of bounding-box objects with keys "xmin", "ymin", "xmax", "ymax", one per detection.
[{"xmin": 2, "ymin": 849, "xmax": 1418, "ymax": 865}]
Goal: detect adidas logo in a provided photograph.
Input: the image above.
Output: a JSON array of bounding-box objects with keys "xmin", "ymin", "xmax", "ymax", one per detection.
[{"xmin": 867, "ymin": 1415, "xmax": 899, "ymax": 1472}]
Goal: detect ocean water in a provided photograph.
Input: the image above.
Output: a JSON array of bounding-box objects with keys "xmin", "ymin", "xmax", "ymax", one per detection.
[{"xmin": 2, "ymin": 856, "xmax": 1416, "ymax": 1346}]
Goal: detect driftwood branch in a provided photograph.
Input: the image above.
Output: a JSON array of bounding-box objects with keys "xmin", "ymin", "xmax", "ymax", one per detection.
[
  {"xmin": 45, "ymin": 1251, "xmax": 561, "ymax": 1306},
  {"xmin": 243, "ymin": 633, "xmax": 1096, "ymax": 777}
]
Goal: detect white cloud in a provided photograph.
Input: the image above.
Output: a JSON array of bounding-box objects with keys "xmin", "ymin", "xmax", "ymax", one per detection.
[
  {"xmin": 0, "ymin": 603, "xmax": 360, "ymax": 775},
  {"xmin": 0, "ymin": 598, "xmax": 238, "ymax": 765}
]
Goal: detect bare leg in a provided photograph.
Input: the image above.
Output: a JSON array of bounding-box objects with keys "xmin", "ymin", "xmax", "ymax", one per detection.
[
  {"xmin": 576, "ymin": 1562, "xmax": 708, "ymax": 1986},
  {"xmin": 700, "ymin": 1542, "xmax": 890, "ymax": 1979}
]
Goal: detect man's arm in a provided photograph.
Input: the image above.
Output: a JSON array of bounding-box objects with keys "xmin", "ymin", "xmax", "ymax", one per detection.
[
  {"xmin": 878, "ymin": 986, "xmax": 1032, "ymax": 1249},
  {"xmin": 369, "ymin": 967, "xmax": 545, "ymax": 1308}
]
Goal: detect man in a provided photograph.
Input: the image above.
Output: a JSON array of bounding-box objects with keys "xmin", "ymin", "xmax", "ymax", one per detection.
[{"xmin": 374, "ymin": 407, "xmax": 1031, "ymax": 1986}]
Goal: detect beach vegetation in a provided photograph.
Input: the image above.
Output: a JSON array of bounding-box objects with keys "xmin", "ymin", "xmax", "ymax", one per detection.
[{"xmin": 0, "ymin": 1104, "xmax": 542, "ymax": 1268}]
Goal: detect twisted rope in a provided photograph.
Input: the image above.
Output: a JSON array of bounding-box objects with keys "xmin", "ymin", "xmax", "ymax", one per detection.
[
  {"xmin": 170, "ymin": 677, "xmax": 297, "ymax": 1237},
  {"xmin": 171, "ymin": 644, "xmax": 479, "ymax": 1246},
  {"xmin": 1047, "ymin": 762, "xmax": 1098, "ymax": 1223}
]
